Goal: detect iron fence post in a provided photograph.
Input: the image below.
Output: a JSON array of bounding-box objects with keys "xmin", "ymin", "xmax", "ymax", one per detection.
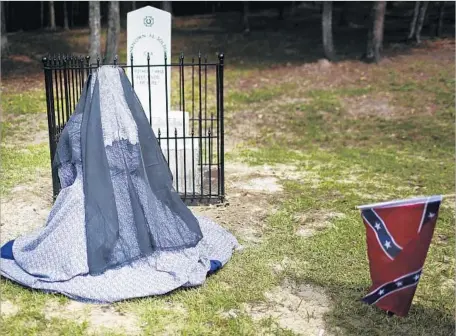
[
  {"xmin": 42, "ymin": 57, "xmax": 60, "ymax": 200},
  {"xmin": 218, "ymin": 53, "xmax": 225, "ymax": 201}
]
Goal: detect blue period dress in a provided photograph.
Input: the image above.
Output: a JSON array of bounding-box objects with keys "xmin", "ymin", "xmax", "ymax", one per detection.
[{"xmin": 0, "ymin": 66, "xmax": 238, "ymax": 303}]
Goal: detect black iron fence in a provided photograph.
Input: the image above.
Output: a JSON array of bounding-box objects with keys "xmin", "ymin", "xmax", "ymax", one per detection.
[{"xmin": 42, "ymin": 53, "xmax": 225, "ymax": 205}]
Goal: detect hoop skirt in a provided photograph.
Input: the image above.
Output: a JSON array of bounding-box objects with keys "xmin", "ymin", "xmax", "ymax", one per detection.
[{"xmin": 0, "ymin": 66, "xmax": 239, "ymax": 303}]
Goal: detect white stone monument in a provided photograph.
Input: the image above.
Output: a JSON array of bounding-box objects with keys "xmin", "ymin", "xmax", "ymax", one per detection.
[{"xmin": 127, "ymin": 6, "xmax": 200, "ymax": 194}]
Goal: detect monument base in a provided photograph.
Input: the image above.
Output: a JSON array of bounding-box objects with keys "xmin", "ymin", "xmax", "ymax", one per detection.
[
  {"xmin": 150, "ymin": 111, "xmax": 202, "ymax": 194},
  {"xmin": 159, "ymin": 138, "xmax": 202, "ymax": 194}
]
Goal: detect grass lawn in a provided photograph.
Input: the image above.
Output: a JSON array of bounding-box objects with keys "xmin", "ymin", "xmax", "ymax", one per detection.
[{"xmin": 1, "ymin": 7, "xmax": 455, "ymax": 336}]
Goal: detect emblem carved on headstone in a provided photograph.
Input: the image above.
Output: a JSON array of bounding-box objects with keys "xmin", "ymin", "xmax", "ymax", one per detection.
[{"xmin": 143, "ymin": 16, "xmax": 154, "ymax": 27}]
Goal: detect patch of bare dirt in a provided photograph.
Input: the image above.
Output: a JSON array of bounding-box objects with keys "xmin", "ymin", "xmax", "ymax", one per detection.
[
  {"xmin": 193, "ymin": 162, "xmax": 305, "ymax": 246},
  {"xmin": 219, "ymin": 308, "xmax": 240, "ymax": 319},
  {"xmin": 232, "ymin": 176, "xmax": 283, "ymax": 193},
  {"xmin": 271, "ymin": 256, "xmax": 298, "ymax": 275},
  {"xmin": 44, "ymin": 301, "xmax": 141, "ymax": 336},
  {"xmin": 342, "ymin": 95, "xmax": 398, "ymax": 119},
  {"xmin": 225, "ymin": 113, "xmax": 262, "ymax": 152},
  {"xmin": 340, "ymin": 93, "xmax": 423, "ymax": 119},
  {"xmin": 0, "ymin": 177, "xmax": 53, "ymax": 245},
  {"xmin": 2, "ymin": 113, "xmax": 48, "ymax": 147},
  {"xmin": 227, "ymin": 161, "xmax": 322, "ymax": 193},
  {"xmin": 317, "ymin": 59, "xmax": 332, "ymax": 71},
  {"xmin": 193, "ymin": 191, "xmax": 273, "ymax": 246},
  {"xmin": 294, "ymin": 211, "xmax": 345, "ymax": 238},
  {"xmin": 193, "ymin": 161, "xmax": 325, "ymax": 245},
  {"xmin": 0, "ymin": 300, "xmax": 20, "ymax": 317},
  {"xmin": 226, "ymin": 162, "xmax": 310, "ymax": 183},
  {"xmin": 8, "ymin": 55, "xmax": 34, "ymax": 63},
  {"xmin": 244, "ymin": 279, "xmax": 333, "ymax": 336}
]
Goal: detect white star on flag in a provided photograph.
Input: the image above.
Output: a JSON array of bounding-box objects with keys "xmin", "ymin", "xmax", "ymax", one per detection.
[
  {"xmin": 378, "ymin": 289, "xmax": 385, "ymax": 295},
  {"xmin": 414, "ymin": 274, "xmax": 420, "ymax": 281},
  {"xmin": 396, "ymin": 281, "xmax": 403, "ymax": 287},
  {"xmin": 428, "ymin": 212, "xmax": 435, "ymax": 219},
  {"xmin": 374, "ymin": 222, "xmax": 381, "ymax": 230},
  {"xmin": 384, "ymin": 240, "xmax": 392, "ymax": 249}
]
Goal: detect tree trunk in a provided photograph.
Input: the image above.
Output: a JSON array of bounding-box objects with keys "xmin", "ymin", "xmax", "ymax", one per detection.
[
  {"xmin": 105, "ymin": 1, "xmax": 120, "ymax": 63},
  {"xmin": 70, "ymin": 2, "xmax": 74, "ymax": 27},
  {"xmin": 1, "ymin": 1, "xmax": 8, "ymax": 52},
  {"xmin": 1, "ymin": 1, "xmax": 6, "ymax": 33},
  {"xmin": 365, "ymin": 4, "xmax": 375, "ymax": 60},
  {"xmin": 322, "ymin": 1, "xmax": 335, "ymax": 61},
  {"xmin": 372, "ymin": 1, "xmax": 386, "ymax": 63},
  {"xmin": 40, "ymin": 1, "xmax": 44, "ymax": 29},
  {"xmin": 162, "ymin": 1, "xmax": 172, "ymax": 15},
  {"xmin": 338, "ymin": 1, "xmax": 350, "ymax": 26},
  {"xmin": 63, "ymin": 1, "xmax": 69, "ymax": 30},
  {"xmin": 243, "ymin": 1, "xmax": 250, "ymax": 32},
  {"xmin": 89, "ymin": 1, "xmax": 101, "ymax": 62},
  {"xmin": 437, "ymin": 1, "xmax": 445, "ymax": 37},
  {"xmin": 407, "ymin": 2, "xmax": 420, "ymax": 40},
  {"xmin": 414, "ymin": 1, "xmax": 429, "ymax": 43},
  {"xmin": 49, "ymin": 1, "xmax": 56, "ymax": 30},
  {"xmin": 365, "ymin": 1, "xmax": 386, "ymax": 62},
  {"xmin": 4, "ymin": 1, "xmax": 7, "ymax": 24}
]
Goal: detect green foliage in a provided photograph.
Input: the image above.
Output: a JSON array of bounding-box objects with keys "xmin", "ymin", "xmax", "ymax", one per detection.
[
  {"xmin": 1, "ymin": 90, "xmax": 47, "ymax": 115},
  {"xmin": 1, "ymin": 145, "xmax": 50, "ymax": 196}
]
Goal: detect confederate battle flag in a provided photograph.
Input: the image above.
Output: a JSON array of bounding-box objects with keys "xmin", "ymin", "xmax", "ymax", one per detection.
[{"xmin": 357, "ymin": 195, "xmax": 442, "ymax": 317}]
